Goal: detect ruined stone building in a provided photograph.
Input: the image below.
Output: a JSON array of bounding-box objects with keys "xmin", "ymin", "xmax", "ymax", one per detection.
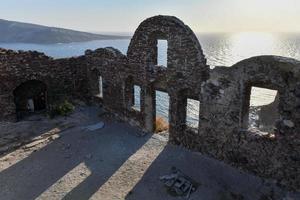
[{"xmin": 0, "ymin": 16, "xmax": 300, "ymax": 191}]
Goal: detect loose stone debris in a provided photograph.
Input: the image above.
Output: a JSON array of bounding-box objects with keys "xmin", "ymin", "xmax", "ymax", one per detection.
[{"xmin": 160, "ymin": 167, "xmax": 197, "ymax": 199}]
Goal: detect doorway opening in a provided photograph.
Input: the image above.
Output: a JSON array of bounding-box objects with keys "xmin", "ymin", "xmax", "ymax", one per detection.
[
  {"xmin": 155, "ymin": 90, "xmax": 169, "ymax": 134},
  {"xmin": 13, "ymin": 80, "xmax": 47, "ymax": 120}
]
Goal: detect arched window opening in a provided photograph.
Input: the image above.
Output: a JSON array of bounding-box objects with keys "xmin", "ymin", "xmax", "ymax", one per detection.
[
  {"xmin": 132, "ymin": 85, "xmax": 141, "ymax": 111},
  {"xmin": 155, "ymin": 90, "xmax": 169, "ymax": 134},
  {"xmin": 157, "ymin": 40, "xmax": 168, "ymax": 67},
  {"xmin": 13, "ymin": 80, "xmax": 47, "ymax": 119},
  {"xmin": 90, "ymin": 69, "xmax": 103, "ymax": 98}
]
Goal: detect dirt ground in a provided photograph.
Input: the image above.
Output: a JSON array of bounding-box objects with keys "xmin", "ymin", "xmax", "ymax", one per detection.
[{"xmin": 0, "ymin": 106, "xmax": 299, "ymax": 200}]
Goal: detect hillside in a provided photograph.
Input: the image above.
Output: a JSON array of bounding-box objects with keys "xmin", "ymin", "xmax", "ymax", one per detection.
[{"xmin": 0, "ymin": 19, "xmax": 130, "ymax": 44}]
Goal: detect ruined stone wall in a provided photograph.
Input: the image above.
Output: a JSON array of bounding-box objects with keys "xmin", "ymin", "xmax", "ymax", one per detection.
[
  {"xmin": 127, "ymin": 15, "xmax": 210, "ymax": 136},
  {"xmin": 0, "ymin": 15, "xmax": 299, "ymax": 191},
  {"xmin": 181, "ymin": 56, "xmax": 300, "ymax": 191},
  {"xmin": 83, "ymin": 16, "xmax": 300, "ymax": 191},
  {"xmin": 0, "ymin": 49, "xmax": 87, "ymax": 121}
]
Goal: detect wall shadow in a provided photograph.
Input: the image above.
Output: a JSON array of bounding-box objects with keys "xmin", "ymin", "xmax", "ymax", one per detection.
[
  {"xmin": 0, "ymin": 117, "xmax": 56, "ymax": 158},
  {"xmin": 0, "ymin": 121, "xmax": 151, "ymax": 200},
  {"xmin": 124, "ymin": 145, "xmax": 294, "ymax": 200}
]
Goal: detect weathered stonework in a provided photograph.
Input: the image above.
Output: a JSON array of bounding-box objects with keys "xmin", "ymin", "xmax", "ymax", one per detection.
[
  {"xmin": 0, "ymin": 49, "xmax": 88, "ymax": 121},
  {"xmin": 0, "ymin": 15, "xmax": 299, "ymax": 191}
]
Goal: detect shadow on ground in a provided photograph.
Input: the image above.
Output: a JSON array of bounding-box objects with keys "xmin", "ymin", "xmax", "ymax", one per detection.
[
  {"xmin": 0, "ymin": 107, "xmax": 151, "ymax": 200},
  {"xmin": 124, "ymin": 144, "xmax": 298, "ymax": 200},
  {"xmin": 0, "ymin": 115, "xmax": 57, "ymax": 158},
  {"xmin": 0, "ymin": 106, "xmax": 299, "ymax": 200}
]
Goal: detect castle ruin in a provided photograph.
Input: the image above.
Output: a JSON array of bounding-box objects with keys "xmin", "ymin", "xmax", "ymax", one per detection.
[{"xmin": 0, "ymin": 16, "xmax": 300, "ymax": 191}]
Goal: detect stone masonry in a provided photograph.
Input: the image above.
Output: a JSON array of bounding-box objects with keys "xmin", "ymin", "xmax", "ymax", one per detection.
[{"xmin": 0, "ymin": 15, "xmax": 300, "ymax": 191}]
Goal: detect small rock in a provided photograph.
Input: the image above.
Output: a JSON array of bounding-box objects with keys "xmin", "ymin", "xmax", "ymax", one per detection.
[
  {"xmin": 23, "ymin": 140, "xmax": 44, "ymax": 149},
  {"xmin": 283, "ymin": 120, "xmax": 294, "ymax": 128},
  {"xmin": 211, "ymin": 79, "xmax": 219, "ymax": 86},
  {"xmin": 80, "ymin": 172, "xmax": 87, "ymax": 177},
  {"xmin": 49, "ymin": 135, "xmax": 60, "ymax": 141},
  {"xmin": 85, "ymin": 154, "xmax": 93, "ymax": 159}
]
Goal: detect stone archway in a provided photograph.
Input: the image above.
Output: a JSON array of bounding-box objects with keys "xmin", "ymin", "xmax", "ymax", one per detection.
[{"xmin": 13, "ymin": 80, "xmax": 47, "ymax": 119}]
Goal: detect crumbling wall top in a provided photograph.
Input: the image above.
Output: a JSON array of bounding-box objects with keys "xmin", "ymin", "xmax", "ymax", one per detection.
[{"xmin": 85, "ymin": 47, "xmax": 127, "ymax": 61}]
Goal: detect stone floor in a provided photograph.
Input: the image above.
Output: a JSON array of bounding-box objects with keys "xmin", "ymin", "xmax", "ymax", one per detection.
[{"xmin": 0, "ymin": 106, "xmax": 299, "ymax": 200}]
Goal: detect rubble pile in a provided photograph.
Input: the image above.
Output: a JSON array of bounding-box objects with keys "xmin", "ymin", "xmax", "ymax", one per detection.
[{"xmin": 160, "ymin": 167, "xmax": 197, "ymax": 199}]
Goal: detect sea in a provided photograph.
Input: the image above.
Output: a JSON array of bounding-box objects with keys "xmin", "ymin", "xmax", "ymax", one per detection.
[{"xmin": 1, "ymin": 32, "xmax": 300, "ymax": 127}]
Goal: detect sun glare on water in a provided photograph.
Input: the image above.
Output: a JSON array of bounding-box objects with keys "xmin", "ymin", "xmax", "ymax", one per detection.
[{"xmin": 229, "ymin": 32, "xmax": 277, "ymax": 63}]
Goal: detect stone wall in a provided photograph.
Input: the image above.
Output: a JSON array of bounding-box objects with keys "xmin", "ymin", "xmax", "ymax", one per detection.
[
  {"xmin": 0, "ymin": 49, "xmax": 87, "ymax": 121},
  {"xmin": 85, "ymin": 17, "xmax": 300, "ymax": 192},
  {"xmin": 0, "ymin": 15, "xmax": 299, "ymax": 191},
  {"xmin": 184, "ymin": 56, "xmax": 300, "ymax": 191}
]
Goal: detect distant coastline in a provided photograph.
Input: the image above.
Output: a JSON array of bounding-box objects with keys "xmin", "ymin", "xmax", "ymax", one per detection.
[{"xmin": 0, "ymin": 19, "xmax": 130, "ymax": 44}]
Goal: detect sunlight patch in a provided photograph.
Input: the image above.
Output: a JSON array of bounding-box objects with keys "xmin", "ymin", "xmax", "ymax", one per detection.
[
  {"xmin": 0, "ymin": 127, "xmax": 61, "ymax": 172},
  {"xmin": 36, "ymin": 162, "xmax": 91, "ymax": 200},
  {"xmin": 90, "ymin": 138, "xmax": 166, "ymax": 199}
]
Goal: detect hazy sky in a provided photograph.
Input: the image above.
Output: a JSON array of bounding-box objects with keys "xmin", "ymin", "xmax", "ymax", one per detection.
[{"xmin": 1, "ymin": 0, "xmax": 300, "ymax": 33}]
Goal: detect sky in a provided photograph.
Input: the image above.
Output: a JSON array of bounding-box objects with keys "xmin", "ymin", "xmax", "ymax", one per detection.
[{"xmin": 1, "ymin": 0, "xmax": 300, "ymax": 33}]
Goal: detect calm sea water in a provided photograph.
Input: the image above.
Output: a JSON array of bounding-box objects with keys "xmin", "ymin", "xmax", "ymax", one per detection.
[{"xmin": 1, "ymin": 32, "xmax": 300, "ymax": 126}]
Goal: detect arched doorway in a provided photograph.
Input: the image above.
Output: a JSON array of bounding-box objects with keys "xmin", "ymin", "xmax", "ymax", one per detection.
[{"xmin": 13, "ymin": 80, "xmax": 47, "ymax": 119}]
